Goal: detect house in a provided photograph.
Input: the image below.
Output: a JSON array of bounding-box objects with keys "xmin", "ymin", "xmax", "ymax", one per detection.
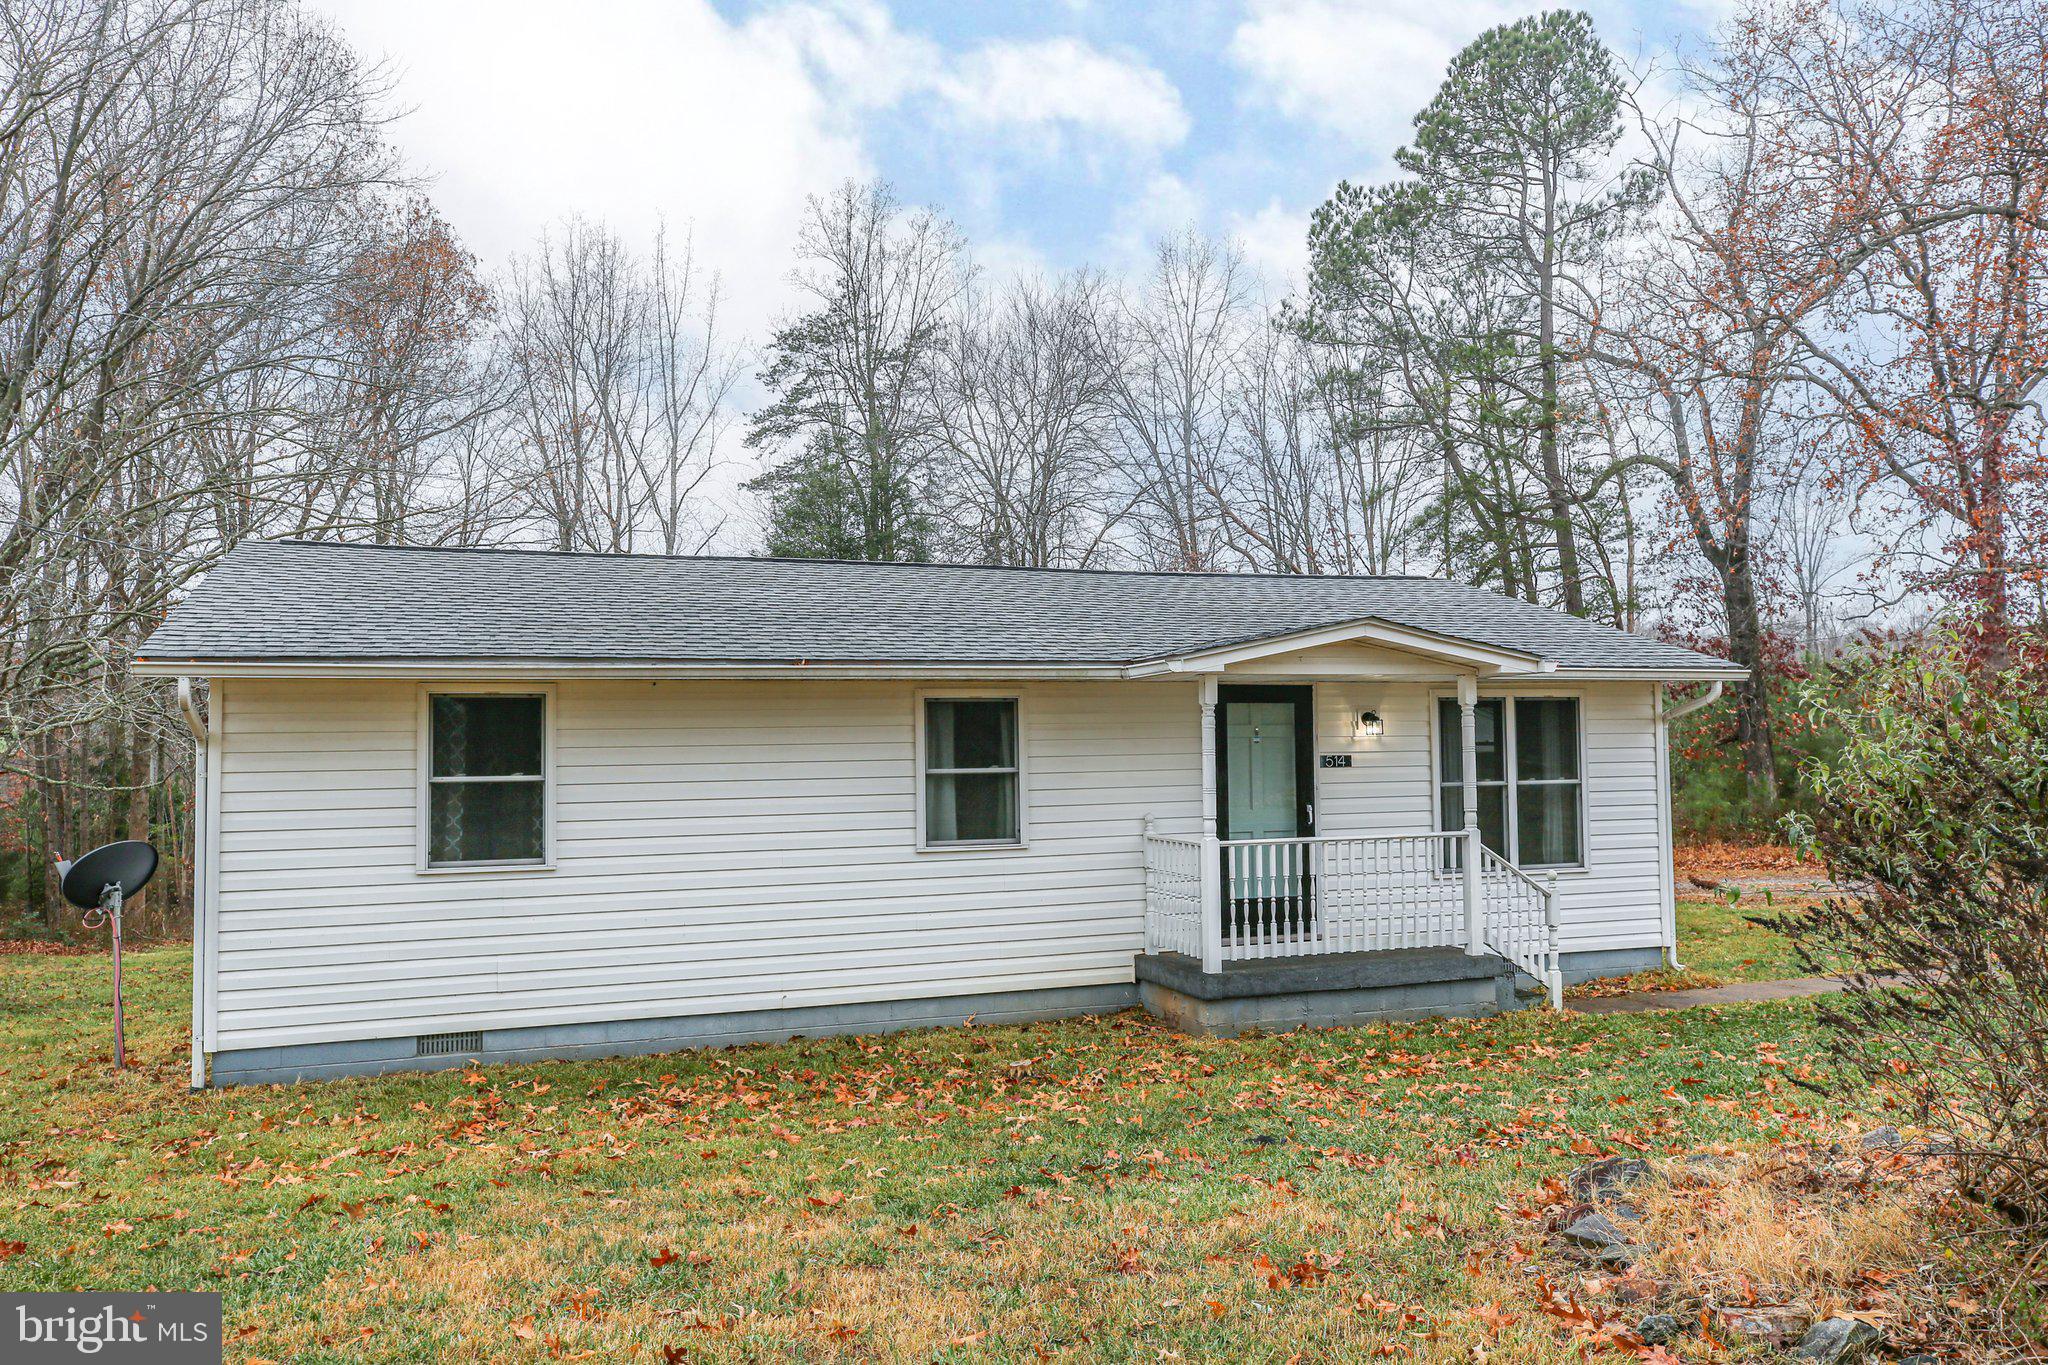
[{"xmin": 134, "ymin": 540, "xmax": 1742, "ymax": 1087}]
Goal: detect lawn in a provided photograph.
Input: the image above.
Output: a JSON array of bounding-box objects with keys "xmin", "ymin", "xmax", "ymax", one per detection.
[
  {"xmin": 1570, "ymin": 894, "xmax": 1851, "ymax": 997},
  {"xmin": 0, "ymin": 944, "xmax": 1878, "ymax": 1362},
  {"xmin": 1677, "ymin": 895, "xmax": 1817, "ymax": 983}
]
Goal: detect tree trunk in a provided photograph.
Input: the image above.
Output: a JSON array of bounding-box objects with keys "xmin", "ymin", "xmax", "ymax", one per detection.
[
  {"xmin": 1537, "ymin": 187, "xmax": 1585, "ymax": 617},
  {"xmin": 1721, "ymin": 557, "xmax": 1780, "ymax": 817}
]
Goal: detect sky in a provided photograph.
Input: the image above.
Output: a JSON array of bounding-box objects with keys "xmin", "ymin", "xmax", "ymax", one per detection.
[{"xmin": 311, "ymin": 0, "xmax": 1725, "ymax": 341}]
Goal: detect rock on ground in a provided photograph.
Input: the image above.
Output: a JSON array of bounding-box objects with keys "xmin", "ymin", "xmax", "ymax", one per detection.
[
  {"xmin": 1793, "ymin": 1316, "xmax": 1885, "ymax": 1362},
  {"xmin": 1569, "ymin": 1156, "xmax": 1655, "ymax": 1203},
  {"xmin": 1708, "ymin": 1302, "xmax": 1813, "ymax": 1349},
  {"xmin": 1635, "ymin": 1312, "xmax": 1683, "ymax": 1346}
]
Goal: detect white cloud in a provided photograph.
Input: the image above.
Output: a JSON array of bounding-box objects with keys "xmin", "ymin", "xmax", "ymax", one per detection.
[
  {"xmin": 937, "ymin": 37, "xmax": 1190, "ymax": 154},
  {"xmin": 1227, "ymin": 199, "xmax": 1311, "ymax": 290},
  {"xmin": 316, "ymin": 0, "xmax": 877, "ymax": 343},
  {"xmin": 1230, "ymin": 0, "xmax": 1540, "ymax": 150},
  {"xmin": 744, "ymin": 0, "xmax": 937, "ymax": 111},
  {"xmin": 1106, "ymin": 171, "xmax": 1206, "ymax": 266}
]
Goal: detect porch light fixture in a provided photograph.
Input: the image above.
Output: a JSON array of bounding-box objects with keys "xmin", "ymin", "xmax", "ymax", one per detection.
[{"xmin": 1354, "ymin": 710, "xmax": 1384, "ymax": 739}]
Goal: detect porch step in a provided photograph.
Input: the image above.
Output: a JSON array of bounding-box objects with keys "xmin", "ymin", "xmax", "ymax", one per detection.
[{"xmin": 1134, "ymin": 948, "xmax": 1519, "ymax": 1037}]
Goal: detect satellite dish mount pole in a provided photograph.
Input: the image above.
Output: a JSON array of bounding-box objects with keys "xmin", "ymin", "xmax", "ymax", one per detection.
[
  {"xmin": 83, "ymin": 882, "xmax": 128, "ymax": 1069},
  {"xmin": 56, "ymin": 839, "xmax": 156, "ymax": 1073},
  {"xmin": 105, "ymin": 884, "xmax": 125, "ymax": 1069}
]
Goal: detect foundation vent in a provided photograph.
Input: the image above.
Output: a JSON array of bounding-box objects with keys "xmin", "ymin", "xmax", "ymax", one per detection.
[{"xmin": 415, "ymin": 1030, "xmax": 484, "ymax": 1058}]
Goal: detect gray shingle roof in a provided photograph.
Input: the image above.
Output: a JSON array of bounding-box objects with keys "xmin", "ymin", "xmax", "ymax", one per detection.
[{"xmin": 135, "ymin": 540, "xmax": 1740, "ymax": 675}]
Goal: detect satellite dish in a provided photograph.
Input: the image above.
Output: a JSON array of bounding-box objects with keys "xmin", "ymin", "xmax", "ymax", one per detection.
[{"xmin": 58, "ymin": 840, "xmax": 158, "ymax": 911}]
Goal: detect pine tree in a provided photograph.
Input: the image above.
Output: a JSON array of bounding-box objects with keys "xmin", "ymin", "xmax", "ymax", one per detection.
[{"xmin": 1400, "ymin": 9, "xmax": 1654, "ymax": 618}]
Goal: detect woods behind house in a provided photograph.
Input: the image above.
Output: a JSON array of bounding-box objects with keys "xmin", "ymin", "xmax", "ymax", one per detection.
[{"xmin": 6, "ymin": 0, "xmax": 2048, "ymax": 929}]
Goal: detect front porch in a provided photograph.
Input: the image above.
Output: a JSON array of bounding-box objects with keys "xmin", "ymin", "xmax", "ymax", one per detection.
[
  {"xmin": 1139, "ymin": 827, "xmax": 1564, "ymax": 1023},
  {"xmin": 1133, "ymin": 668, "xmax": 1569, "ymax": 1035}
]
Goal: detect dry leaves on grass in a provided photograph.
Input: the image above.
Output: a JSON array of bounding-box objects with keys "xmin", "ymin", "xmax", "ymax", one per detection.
[
  {"xmin": 1566, "ymin": 969, "xmax": 1728, "ymax": 1000},
  {"xmin": 1673, "ymin": 842, "xmax": 1812, "ymax": 880},
  {"xmin": 0, "ymin": 938, "xmax": 98, "ymax": 955},
  {"xmin": 1495, "ymin": 1138, "xmax": 2045, "ymax": 1362}
]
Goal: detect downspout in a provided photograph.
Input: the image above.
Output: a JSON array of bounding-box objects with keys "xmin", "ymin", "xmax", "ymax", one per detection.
[
  {"xmin": 177, "ymin": 678, "xmax": 209, "ymax": 1090},
  {"xmin": 1654, "ymin": 681, "xmax": 1724, "ymax": 970}
]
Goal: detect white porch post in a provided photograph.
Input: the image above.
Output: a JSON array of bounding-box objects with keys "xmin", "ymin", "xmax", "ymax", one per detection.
[
  {"xmin": 1198, "ymin": 675, "xmax": 1223, "ymax": 974},
  {"xmin": 1457, "ymin": 673, "xmax": 1484, "ymax": 956}
]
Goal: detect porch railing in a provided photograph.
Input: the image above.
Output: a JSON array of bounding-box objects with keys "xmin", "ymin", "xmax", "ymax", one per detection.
[
  {"xmin": 1477, "ymin": 847, "xmax": 1563, "ymax": 1007},
  {"xmin": 1220, "ymin": 831, "xmax": 1466, "ymax": 958},
  {"xmin": 1140, "ymin": 823, "xmax": 1564, "ymax": 1008},
  {"xmin": 1141, "ymin": 830, "xmax": 1205, "ymax": 959}
]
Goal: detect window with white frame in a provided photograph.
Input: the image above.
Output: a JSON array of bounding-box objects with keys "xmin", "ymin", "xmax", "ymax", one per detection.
[
  {"xmin": 921, "ymin": 697, "xmax": 1021, "ymax": 846},
  {"xmin": 1436, "ymin": 696, "xmax": 1582, "ymax": 867},
  {"xmin": 426, "ymin": 693, "xmax": 548, "ymax": 866}
]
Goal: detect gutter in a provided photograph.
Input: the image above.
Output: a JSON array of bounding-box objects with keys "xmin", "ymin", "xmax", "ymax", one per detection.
[
  {"xmin": 1662, "ymin": 679, "xmax": 1725, "ymax": 722},
  {"xmin": 135, "ymin": 658, "xmax": 1751, "ymax": 685}
]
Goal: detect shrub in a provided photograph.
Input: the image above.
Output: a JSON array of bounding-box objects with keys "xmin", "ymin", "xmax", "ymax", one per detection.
[{"xmin": 1779, "ymin": 643, "xmax": 2048, "ymax": 1236}]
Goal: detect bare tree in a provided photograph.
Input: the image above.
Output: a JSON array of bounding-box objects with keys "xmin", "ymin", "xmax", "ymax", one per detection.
[
  {"xmin": 496, "ymin": 219, "xmax": 741, "ymax": 554},
  {"xmin": 1100, "ymin": 230, "xmax": 1251, "ymax": 571},
  {"xmin": 326, "ymin": 196, "xmax": 497, "ymax": 545},
  {"xmin": 1765, "ymin": 450, "xmax": 1858, "ymax": 659},
  {"xmin": 1756, "ymin": 0, "xmax": 2048, "ymax": 664},
  {"xmin": 1213, "ymin": 320, "xmax": 1336, "ymax": 573},
  {"xmin": 0, "ymin": 0, "xmax": 414, "ymax": 925},
  {"xmin": 928, "ymin": 270, "xmax": 1123, "ymax": 567}
]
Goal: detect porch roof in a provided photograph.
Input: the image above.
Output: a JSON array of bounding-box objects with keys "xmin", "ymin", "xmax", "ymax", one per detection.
[{"xmin": 134, "ymin": 540, "xmax": 1744, "ymax": 680}]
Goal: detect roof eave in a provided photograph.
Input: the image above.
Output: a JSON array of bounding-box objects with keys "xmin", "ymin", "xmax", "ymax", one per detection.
[
  {"xmin": 129, "ymin": 657, "xmax": 1137, "ymax": 681},
  {"xmin": 1543, "ymin": 665, "xmax": 1750, "ymax": 683},
  {"xmin": 1120, "ymin": 616, "xmax": 1551, "ymax": 677}
]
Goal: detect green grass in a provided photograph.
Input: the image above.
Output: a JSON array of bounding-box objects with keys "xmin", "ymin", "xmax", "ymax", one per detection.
[
  {"xmin": 0, "ymin": 944, "xmax": 1870, "ymax": 1362},
  {"xmin": 1676, "ymin": 893, "xmax": 1854, "ymax": 984}
]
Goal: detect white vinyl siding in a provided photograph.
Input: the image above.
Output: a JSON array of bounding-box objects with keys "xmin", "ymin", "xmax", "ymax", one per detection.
[
  {"xmin": 206, "ymin": 673, "xmax": 1668, "ymax": 1053},
  {"xmin": 210, "ymin": 678, "xmax": 1199, "ymax": 1050}
]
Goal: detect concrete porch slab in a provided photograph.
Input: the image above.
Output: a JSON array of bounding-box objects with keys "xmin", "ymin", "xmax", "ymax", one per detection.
[{"xmin": 1134, "ymin": 948, "xmax": 1520, "ymax": 1037}]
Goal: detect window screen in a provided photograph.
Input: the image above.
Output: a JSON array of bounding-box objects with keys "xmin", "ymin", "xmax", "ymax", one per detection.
[
  {"xmin": 1514, "ymin": 698, "xmax": 1581, "ymax": 866},
  {"xmin": 923, "ymin": 698, "xmax": 1019, "ymax": 845},
  {"xmin": 427, "ymin": 694, "xmax": 546, "ymax": 865}
]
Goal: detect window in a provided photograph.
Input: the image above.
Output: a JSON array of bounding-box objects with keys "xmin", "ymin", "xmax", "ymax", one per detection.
[
  {"xmin": 921, "ymin": 697, "xmax": 1021, "ymax": 846},
  {"xmin": 425, "ymin": 693, "xmax": 548, "ymax": 867},
  {"xmin": 1437, "ymin": 696, "xmax": 1582, "ymax": 867}
]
